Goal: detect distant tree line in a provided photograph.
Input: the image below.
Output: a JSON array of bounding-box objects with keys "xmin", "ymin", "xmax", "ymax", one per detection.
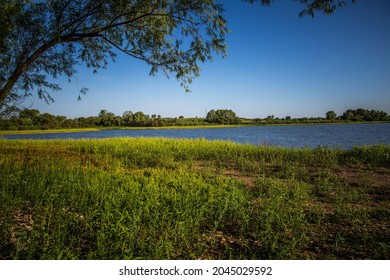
[
  {"xmin": 0, "ymin": 109, "xmax": 210, "ymax": 130},
  {"xmin": 0, "ymin": 108, "xmax": 388, "ymax": 130},
  {"xmin": 339, "ymin": 109, "xmax": 388, "ymax": 122},
  {"xmin": 250, "ymin": 108, "xmax": 389, "ymax": 125}
]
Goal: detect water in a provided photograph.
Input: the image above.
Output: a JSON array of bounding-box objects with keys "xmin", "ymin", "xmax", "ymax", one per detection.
[{"xmin": 3, "ymin": 123, "xmax": 390, "ymax": 149}]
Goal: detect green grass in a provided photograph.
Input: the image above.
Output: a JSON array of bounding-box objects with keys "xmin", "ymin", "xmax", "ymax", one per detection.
[
  {"xmin": 0, "ymin": 127, "xmax": 102, "ymax": 135},
  {"xmin": 0, "ymin": 125, "xmax": 244, "ymax": 135},
  {"xmin": 0, "ymin": 138, "xmax": 389, "ymax": 259}
]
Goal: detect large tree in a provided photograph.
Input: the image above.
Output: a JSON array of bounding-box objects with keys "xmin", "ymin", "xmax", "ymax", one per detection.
[
  {"xmin": 206, "ymin": 109, "xmax": 240, "ymax": 124},
  {"xmin": 0, "ymin": 0, "xmax": 356, "ymax": 109}
]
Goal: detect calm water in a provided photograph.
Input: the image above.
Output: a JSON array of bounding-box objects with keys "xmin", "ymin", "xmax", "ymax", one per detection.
[{"xmin": 3, "ymin": 123, "xmax": 390, "ymax": 149}]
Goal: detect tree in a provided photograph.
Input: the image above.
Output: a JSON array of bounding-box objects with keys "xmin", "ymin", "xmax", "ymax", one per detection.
[
  {"xmin": 98, "ymin": 109, "xmax": 117, "ymax": 126},
  {"xmin": 0, "ymin": 0, "xmax": 229, "ymax": 106},
  {"xmin": 206, "ymin": 109, "xmax": 240, "ymax": 125},
  {"xmin": 122, "ymin": 110, "xmax": 134, "ymax": 126},
  {"xmin": 133, "ymin": 111, "xmax": 150, "ymax": 126},
  {"xmin": 206, "ymin": 109, "xmax": 217, "ymax": 123},
  {"xmin": 325, "ymin": 110, "xmax": 337, "ymax": 120},
  {"xmin": 19, "ymin": 109, "xmax": 41, "ymax": 123},
  {"xmin": 0, "ymin": 0, "xmax": 356, "ymax": 109},
  {"xmin": 341, "ymin": 108, "xmax": 388, "ymax": 121}
]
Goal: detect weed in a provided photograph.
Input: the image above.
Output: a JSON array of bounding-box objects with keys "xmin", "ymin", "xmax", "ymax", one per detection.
[{"xmin": 0, "ymin": 138, "xmax": 388, "ymax": 259}]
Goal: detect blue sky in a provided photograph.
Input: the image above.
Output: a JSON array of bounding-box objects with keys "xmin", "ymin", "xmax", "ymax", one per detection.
[{"xmin": 29, "ymin": 0, "xmax": 390, "ymax": 119}]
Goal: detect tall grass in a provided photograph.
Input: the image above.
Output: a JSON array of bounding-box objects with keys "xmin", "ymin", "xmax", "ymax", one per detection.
[{"xmin": 0, "ymin": 138, "xmax": 389, "ymax": 259}]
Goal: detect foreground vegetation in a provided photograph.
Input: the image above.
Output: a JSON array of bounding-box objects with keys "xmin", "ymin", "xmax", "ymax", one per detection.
[
  {"xmin": 0, "ymin": 138, "xmax": 389, "ymax": 259},
  {"xmin": 0, "ymin": 125, "xmax": 243, "ymax": 136}
]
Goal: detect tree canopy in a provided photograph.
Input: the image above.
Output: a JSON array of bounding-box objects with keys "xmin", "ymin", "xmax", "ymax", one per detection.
[
  {"xmin": 206, "ymin": 109, "xmax": 241, "ymax": 124},
  {"xmin": 0, "ymin": 0, "xmax": 356, "ymax": 112}
]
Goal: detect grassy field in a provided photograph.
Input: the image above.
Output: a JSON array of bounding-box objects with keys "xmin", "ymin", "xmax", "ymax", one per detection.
[
  {"xmin": 0, "ymin": 125, "xmax": 243, "ymax": 135},
  {"xmin": 0, "ymin": 138, "xmax": 389, "ymax": 259}
]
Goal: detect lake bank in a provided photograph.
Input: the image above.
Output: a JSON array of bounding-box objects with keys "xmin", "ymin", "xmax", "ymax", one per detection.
[
  {"xmin": 1, "ymin": 121, "xmax": 389, "ymax": 135},
  {"xmin": 0, "ymin": 124, "xmax": 243, "ymax": 135},
  {"xmin": 0, "ymin": 138, "xmax": 389, "ymax": 259},
  {"xmin": 2, "ymin": 122, "xmax": 390, "ymax": 149}
]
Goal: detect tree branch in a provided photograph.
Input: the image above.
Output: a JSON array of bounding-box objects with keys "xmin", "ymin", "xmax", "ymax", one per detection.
[
  {"xmin": 97, "ymin": 34, "xmax": 173, "ymax": 66},
  {"xmin": 0, "ymin": 2, "xmax": 217, "ymax": 105},
  {"xmin": 0, "ymin": 38, "xmax": 61, "ymax": 104}
]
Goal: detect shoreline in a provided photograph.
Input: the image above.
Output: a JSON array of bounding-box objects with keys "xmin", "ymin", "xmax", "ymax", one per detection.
[
  {"xmin": 0, "ymin": 124, "xmax": 243, "ymax": 135},
  {"xmin": 0, "ymin": 121, "xmax": 388, "ymax": 136}
]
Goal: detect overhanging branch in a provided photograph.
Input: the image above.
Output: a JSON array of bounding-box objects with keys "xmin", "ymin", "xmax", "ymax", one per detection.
[{"xmin": 98, "ymin": 34, "xmax": 174, "ymax": 66}]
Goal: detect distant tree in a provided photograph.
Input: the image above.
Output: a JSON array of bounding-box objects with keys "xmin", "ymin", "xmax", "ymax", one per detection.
[
  {"xmin": 113, "ymin": 116, "xmax": 123, "ymax": 126},
  {"xmin": 19, "ymin": 109, "xmax": 41, "ymax": 123},
  {"xmin": 355, "ymin": 108, "xmax": 369, "ymax": 121},
  {"xmin": 0, "ymin": 0, "xmax": 357, "ymax": 112},
  {"xmin": 372, "ymin": 110, "xmax": 388, "ymax": 121},
  {"xmin": 342, "ymin": 109, "xmax": 354, "ymax": 121},
  {"xmin": 341, "ymin": 108, "xmax": 388, "ymax": 122},
  {"xmin": 40, "ymin": 112, "xmax": 59, "ymax": 129},
  {"xmin": 62, "ymin": 118, "xmax": 77, "ymax": 128},
  {"xmin": 133, "ymin": 111, "xmax": 150, "ymax": 126},
  {"xmin": 98, "ymin": 109, "xmax": 117, "ymax": 126},
  {"xmin": 206, "ymin": 110, "xmax": 217, "ymax": 123},
  {"xmin": 122, "ymin": 111, "xmax": 134, "ymax": 126},
  {"xmin": 149, "ymin": 114, "xmax": 158, "ymax": 126},
  {"xmin": 326, "ymin": 110, "xmax": 337, "ymax": 120},
  {"xmin": 206, "ymin": 109, "xmax": 240, "ymax": 125}
]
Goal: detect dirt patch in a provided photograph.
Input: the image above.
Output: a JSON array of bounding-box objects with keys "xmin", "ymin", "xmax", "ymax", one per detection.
[
  {"xmin": 8, "ymin": 203, "xmax": 34, "ymax": 252},
  {"xmin": 220, "ymin": 169, "xmax": 256, "ymax": 187},
  {"xmin": 195, "ymin": 230, "xmax": 258, "ymax": 259},
  {"xmin": 334, "ymin": 166, "xmax": 390, "ymax": 188},
  {"xmin": 194, "ymin": 161, "xmax": 256, "ymax": 188}
]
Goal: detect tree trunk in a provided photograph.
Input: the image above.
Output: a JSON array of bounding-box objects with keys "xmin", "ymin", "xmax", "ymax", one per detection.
[{"xmin": 0, "ymin": 38, "xmax": 62, "ymax": 106}]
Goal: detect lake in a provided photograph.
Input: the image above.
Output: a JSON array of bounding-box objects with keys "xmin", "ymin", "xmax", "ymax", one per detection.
[{"xmin": 3, "ymin": 123, "xmax": 390, "ymax": 149}]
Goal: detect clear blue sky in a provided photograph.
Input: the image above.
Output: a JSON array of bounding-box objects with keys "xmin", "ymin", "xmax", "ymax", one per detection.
[{"xmin": 29, "ymin": 0, "xmax": 390, "ymax": 119}]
